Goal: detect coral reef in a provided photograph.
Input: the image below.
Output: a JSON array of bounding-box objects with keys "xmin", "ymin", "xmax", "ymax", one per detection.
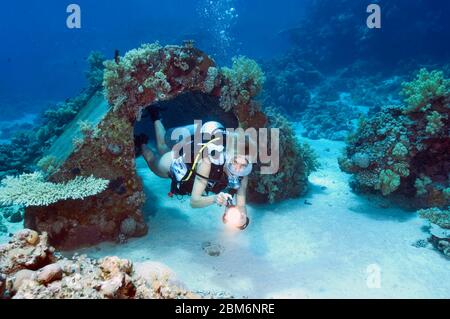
[
  {"xmin": 299, "ymin": 101, "xmax": 360, "ymax": 141},
  {"xmin": 85, "ymin": 51, "xmax": 106, "ymax": 91},
  {"xmin": 419, "ymin": 207, "xmax": 450, "ymax": 258},
  {"xmin": 248, "ymin": 106, "xmax": 319, "ymax": 203},
  {"xmin": 261, "ymin": 50, "xmax": 321, "ymax": 117},
  {"xmin": 0, "ymin": 229, "xmax": 197, "ymax": 299},
  {"xmin": 339, "ymin": 69, "xmax": 449, "ymax": 208},
  {"xmin": 261, "ymin": 49, "xmax": 403, "ymax": 140},
  {"xmin": 284, "ymin": 0, "xmax": 450, "ymax": 70}
]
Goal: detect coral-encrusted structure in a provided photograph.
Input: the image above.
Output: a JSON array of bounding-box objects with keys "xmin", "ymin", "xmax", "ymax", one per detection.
[
  {"xmin": 24, "ymin": 43, "xmax": 286, "ymax": 250},
  {"xmin": 339, "ymin": 69, "xmax": 449, "ymax": 208},
  {"xmin": 0, "ymin": 229, "xmax": 196, "ymax": 299}
]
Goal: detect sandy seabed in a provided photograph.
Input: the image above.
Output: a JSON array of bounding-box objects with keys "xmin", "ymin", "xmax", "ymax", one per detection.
[{"xmin": 3, "ymin": 129, "xmax": 447, "ymax": 298}]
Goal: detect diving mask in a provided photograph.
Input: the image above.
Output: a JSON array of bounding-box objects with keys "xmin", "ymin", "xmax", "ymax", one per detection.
[{"xmin": 225, "ymin": 155, "xmax": 253, "ymax": 177}]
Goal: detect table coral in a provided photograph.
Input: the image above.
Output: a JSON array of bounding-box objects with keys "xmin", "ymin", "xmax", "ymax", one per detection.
[{"xmin": 0, "ymin": 172, "xmax": 109, "ymax": 207}]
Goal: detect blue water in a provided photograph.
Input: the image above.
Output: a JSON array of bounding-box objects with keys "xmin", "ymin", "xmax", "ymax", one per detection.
[
  {"xmin": 0, "ymin": 0, "xmax": 449, "ymax": 298},
  {"xmin": 0, "ymin": 0, "xmax": 304, "ymax": 110}
]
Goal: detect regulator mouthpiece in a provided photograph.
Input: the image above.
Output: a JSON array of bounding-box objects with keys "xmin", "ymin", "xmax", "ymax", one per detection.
[{"xmin": 227, "ymin": 175, "xmax": 241, "ymax": 191}]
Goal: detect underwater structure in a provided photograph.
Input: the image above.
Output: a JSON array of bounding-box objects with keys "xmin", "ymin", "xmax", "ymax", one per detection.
[{"xmin": 1, "ymin": 43, "xmax": 316, "ymax": 250}]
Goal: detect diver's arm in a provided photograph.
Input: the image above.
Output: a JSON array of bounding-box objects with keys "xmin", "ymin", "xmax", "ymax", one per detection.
[
  {"xmin": 190, "ymin": 159, "xmax": 215, "ymax": 208},
  {"xmin": 236, "ymin": 176, "xmax": 248, "ymax": 206},
  {"xmin": 190, "ymin": 159, "xmax": 231, "ymax": 208},
  {"xmin": 236, "ymin": 176, "xmax": 248, "ymax": 215}
]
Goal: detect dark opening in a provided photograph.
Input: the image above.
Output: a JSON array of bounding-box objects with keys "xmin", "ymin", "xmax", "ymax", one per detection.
[{"xmin": 133, "ymin": 91, "xmax": 239, "ymax": 153}]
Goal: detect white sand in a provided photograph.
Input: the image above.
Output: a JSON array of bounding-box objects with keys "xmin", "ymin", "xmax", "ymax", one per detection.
[{"xmin": 73, "ymin": 134, "xmax": 450, "ymax": 299}]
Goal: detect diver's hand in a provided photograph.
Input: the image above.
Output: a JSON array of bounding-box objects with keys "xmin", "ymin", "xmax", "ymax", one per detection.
[
  {"xmin": 223, "ymin": 205, "xmax": 248, "ymax": 228},
  {"xmin": 215, "ymin": 192, "xmax": 232, "ymax": 206}
]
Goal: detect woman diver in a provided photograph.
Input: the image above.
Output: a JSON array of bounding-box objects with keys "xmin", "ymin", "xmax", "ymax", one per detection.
[{"xmin": 138, "ymin": 106, "xmax": 253, "ymax": 230}]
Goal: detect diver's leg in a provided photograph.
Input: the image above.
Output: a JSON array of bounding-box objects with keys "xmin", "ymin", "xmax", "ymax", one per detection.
[
  {"xmin": 142, "ymin": 145, "xmax": 171, "ymax": 178},
  {"xmin": 149, "ymin": 106, "xmax": 170, "ymax": 155},
  {"xmin": 154, "ymin": 119, "xmax": 171, "ymax": 155}
]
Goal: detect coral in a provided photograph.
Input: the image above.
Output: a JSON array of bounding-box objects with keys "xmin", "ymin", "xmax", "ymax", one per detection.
[
  {"xmin": 142, "ymin": 71, "xmax": 171, "ymax": 100},
  {"xmin": 220, "ymin": 56, "xmax": 265, "ymax": 112},
  {"xmin": 0, "ymin": 229, "xmax": 56, "ymax": 275},
  {"xmin": 419, "ymin": 207, "xmax": 450, "ymax": 258},
  {"xmin": 78, "ymin": 120, "xmax": 100, "ymax": 139},
  {"xmin": 391, "ymin": 142, "xmax": 408, "ymax": 159},
  {"xmin": 339, "ymin": 70, "xmax": 449, "ymax": 208},
  {"xmin": 392, "ymin": 162, "xmax": 410, "ymax": 178},
  {"xmin": 204, "ymin": 66, "xmax": 219, "ymax": 93},
  {"xmin": 281, "ymin": 0, "xmax": 450, "ymax": 71},
  {"xmin": 351, "ymin": 152, "xmax": 371, "ymax": 169},
  {"xmin": 419, "ymin": 207, "xmax": 450, "ymax": 229},
  {"xmin": 248, "ymin": 106, "xmax": 318, "ymax": 203},
  {"xmin": 414, "ymin": 175, "xmax": 432, "ymax": 196},
  {"xmin": 299, "ymin": 101, "xmax": 360, "ymax": 141},
  {"xmin": 120, "ymin": 217, "xmax": 137, "ymax": 237},
  {"xmin": 86, "ymin": 51, "xmax": 106, "ymax": 90},
  {"xmin": 401, "ymin": 69, "xmax": 450, "ymax": 113},
  {"xmin": 426, "ymin": 111, "xmax": 446, "ymax": 134},
  {"xmin": 261, "ymin": 47, "xmax": 405, "ymax": 125},
  {"xmin": 0, "ymin": 172, "xmax": 109, "ymax": 207},
  {"xmin": 375, "ymin": 169, "xmax": 401, "ymax": 196},
  {"xmin": 36, "ymin": 155, "xmax": 58, "ymax": 176},
  {"xmin": 0, "ymin": 229, "xmax": 196, "ymax": 299},
  {"xmin": 261, "ymin": 50, "xmax": 321, "ymax": 116},
  {"xmin": 103, "ymin": 42, "xmax": 165, "ymax": 110}
]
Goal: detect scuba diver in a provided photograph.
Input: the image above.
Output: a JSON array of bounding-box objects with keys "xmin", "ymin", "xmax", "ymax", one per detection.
[{"xmin": 137, "ymin": 106, "xmax": 253, "ymax": 230}]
